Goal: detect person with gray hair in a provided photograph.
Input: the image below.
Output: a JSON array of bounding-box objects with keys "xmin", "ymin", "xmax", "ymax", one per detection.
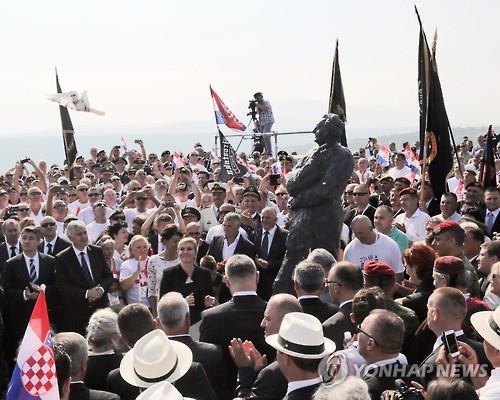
[
  {"xmin": 85, "ymin": 308, "xmax": 123, "ymax": 391},
  {"xmin": 157, "ymin": 292, "xmax": 223, "ymax": 398},
  {"xmin": 307, "ymin": 248, "xmax": 336, "ymax": 275},
  {"xmin": 54, "ymin": 332, "xmax": 119, "ymax": 400},
  {"xmin": 200, "ymin": 254, "xmax": 270, "ymax": 400},
  {"xmin": 314, "ymin": 377, "xmax": 370, "ymax": 400},
  {"xmin": 293, "ymin": 260, "xmax": 338, "ymax": 322},
  {"xmin": 54, "ymin": 218, "xmax": 114, "ymax": 335}
]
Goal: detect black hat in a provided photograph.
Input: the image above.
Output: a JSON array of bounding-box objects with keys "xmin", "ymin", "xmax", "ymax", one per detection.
[
  {"xmin": 161, "ymin": 150, "xmax": 171, "ymax": 157},
  {"xmin": 277, "ymin": 150, "xmax": 289, "ymax": 157},
  {"xmin": 181, "ymin": 207, "xmax": 201, "ymax": 221},
  {"xmin": 209, "ymin": 182, "xmax": 227, "ymax": 193},
  {"xmin": 243, "ymin": 186, "xmax": 260, "ymax": 200}
]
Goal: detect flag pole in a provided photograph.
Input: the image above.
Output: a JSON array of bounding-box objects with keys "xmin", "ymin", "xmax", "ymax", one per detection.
[{"xmin": 209, "ymin": 84, "xmax": 221, "ymax": 157}]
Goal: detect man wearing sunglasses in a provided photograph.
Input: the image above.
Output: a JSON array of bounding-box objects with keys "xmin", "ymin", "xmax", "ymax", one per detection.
[
  {"xmin": 68, "ymin": 183, "xmax": 90, "ymax": 216},
  {"xmin": 38, "ymin": 216, "xmax": 71, "ymax": 256},
  {"xmin": 345, "ymin": 184, "xmax": 376, "ymax": 227}
]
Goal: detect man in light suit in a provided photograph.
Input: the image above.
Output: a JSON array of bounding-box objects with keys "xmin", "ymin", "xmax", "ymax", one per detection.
[
  {"xmin": 199, "ymin": 183, "xmax": 226, "ymax": 232},
  {"xmin": 54, "ymin": 220, "xmax": 114, "ymax": 335},
  {"xmin": 254, "ymin": 207, "xmax": 288, "ymax": 300}
]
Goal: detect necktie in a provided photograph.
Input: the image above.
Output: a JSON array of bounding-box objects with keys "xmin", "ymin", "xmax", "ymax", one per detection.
[
  {"xmin": 29, "ymin": 258, "xmax": 36, "ymax": 283},
  {"xmin": 80, "ymin": 252, "xmax": 94, "ymax": 285},
  {"xmin": 47, "ymin": 243, "xmax": 53, "ymax": 256},
  {"xmin": 261, "ymin": 231, "xmax": 270, "ymax": 259},
  {"xmin": 486, "ymin": 212, "xmax": 495, "ymax": 234},
  {"xmin": 10, "ymin": 246, "xmax": 16, "ymax": 258}
]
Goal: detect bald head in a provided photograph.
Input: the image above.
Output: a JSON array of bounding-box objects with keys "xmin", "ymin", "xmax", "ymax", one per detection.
[
  {"xmin": 351, "ymin": 216, "xmax": 375, "ymax": 245},
  {"xmin": 261, "ymin": 293, "xmax": 302, "ymax": 337}
]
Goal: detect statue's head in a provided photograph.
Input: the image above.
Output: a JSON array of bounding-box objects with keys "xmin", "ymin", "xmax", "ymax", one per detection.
[{"xmin": 313, "ymin": 113, "xmax": 344, "ymax": 145}]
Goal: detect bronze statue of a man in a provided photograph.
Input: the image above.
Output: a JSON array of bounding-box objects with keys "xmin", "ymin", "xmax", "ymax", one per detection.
[{"xmin": 273, "ymin": 114, "xmax": 354, "ymax": 294}]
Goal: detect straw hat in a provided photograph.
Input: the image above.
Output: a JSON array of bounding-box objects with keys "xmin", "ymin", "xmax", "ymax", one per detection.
[{"xmin": 471, "ymin": 307, "xmax": 500, "ymax": 351}]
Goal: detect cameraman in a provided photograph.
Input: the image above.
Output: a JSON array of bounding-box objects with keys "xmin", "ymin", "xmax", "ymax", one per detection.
[{"xmin": 254, "ymin": 92, "xmax": 275, "ymax": 155}]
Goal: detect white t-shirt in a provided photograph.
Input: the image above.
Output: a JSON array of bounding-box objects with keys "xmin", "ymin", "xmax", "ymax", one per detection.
[
  {"xmin": 119, "ymin": 258, "xmax": 150, "ymax": 305},
  {"xmin": 78, "ymin": 206, "xmax": 113, "ymax": 224},
  {"xmin": 388, "ymin": 166, "xmax": 412, "ymax": 179},
  {"xmin": 123, "ymin": 207, "xmax": 156, "ymax": 232},
  {"xmin": 69, "ymin": 200, "xmax": 90, "ymax": 216},
  {"xmin": 205, "ymin": 224, "xmax": 249, "ymax": 244},
  {"xmin": 343, "ymin": 233, "xmax": 404, "ymax": 273},
  {"xmin": 86, "ymin": 221, "xmax": 109, "ymax": 244}
]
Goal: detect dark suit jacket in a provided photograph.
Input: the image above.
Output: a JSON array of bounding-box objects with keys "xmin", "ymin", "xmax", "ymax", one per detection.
[
  {"xmin": 363, "ymin": 363, "xmax": 408, "ymax": 400},
  {"xmin": 299, "ymin": 297, "xmax": 338, "ymax": 323},
  {"xmin": 2, "ymin": 253, "xmax": 55, "ymax": 350},
  {"xmin": 0, "ymin": 242, "xmax": 22, "ymax": 279},
  {"xmin": 85, "ymin": 353, "xmax": 122, "ymax": 391},
  {"xmin": 196, "ymin": 240, "xmax": 210, "ymax": 265},
  {"xmin": 426, "ymin": 198, "xmax": 441, "ymax": 217},
  {"xmin": 38, "ymin": 236, "xmax": 71, "ymax": 256},
  {"xmin": 148, "ymin": 233, "xmax": 159, "ymax": 255},
  {"xmin": 419, "ymin": 333, "xmax": 489, "ymax": 385},
  {"xmin": 345, "ymin": 204, "xmax": 376, "ymax": 227},
  {"xmin": 106, "ymin": 362, "xmax": 216, "ymax": 400},
  {"xmin": 400, "ymin": 279, "xmax": 435, "ymax": 322},
  {"xmin": 69, "ymin": 382, "xmax": 119, "ymax": 400},
  {"xmin": 200, "ymin": 294, "xmax": 271, "ymax": 400},
  {"xmin": 170, "ymin": 335, "xmax": 223, "ymax": 398},
  {"xmin": 322, "ymin": 301, "xmax": 355, "ymax": 351},
  {"xmin": 283, "ymin": 383, "xmax": 320, "ymax": 400},
  {"xmin": 236, "ymin": 360, "xmax": 287, "ymax": 400},
  {"xmin": 160, "ymin": 265, "xmax": 213, "ymax": 324},
  {"xmin": 207, "ymin": 235, "xmax": 257, "ymax": 264},
  {"xmin": 253, "ymin": 226, "xmax": 288, "ymax": 300},
  {"xmin": 55, "ymin": 245, "xmax": 114, "ymax": 335}
]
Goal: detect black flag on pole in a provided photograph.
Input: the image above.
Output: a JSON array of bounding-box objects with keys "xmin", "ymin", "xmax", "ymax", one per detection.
[
  {"xmin": 416, "ymin": 6, "xmax": 430, "ymax": 159},
  {"xmin": 218, "ymin": 129, "xmax": 248, "ymax": 182},
  {"xmin": 328, "ymin": 39, "xmax": 347, "ymax": 147},
  {"xmin": 55, "ymin": 69, "xmax": 78, "ymax": 172},
  {"xmin": 415, "ymin": 8, "xmax": 454, "ymax": 199},
  {"xmin": 479, "ymin": 125, "xmax": 497, "ymax": 189}
]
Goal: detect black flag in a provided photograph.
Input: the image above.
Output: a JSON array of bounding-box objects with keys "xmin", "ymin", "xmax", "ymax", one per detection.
[
  {"xmin": 479, "ymin": 125, "xmax": 497, "ymax": 189},
  {"xmin": 415, "ymin": 8, "xmax": 454, "ymax": 199},
  {"xmin": 328, "ymin": 39, "xmax": 347, "ymax": 147},
  {"xmin": 55, "ymin": 69, "xmax": 78, "ymax": 172},
  {"xmin": 218, "ymin": 129, "xmax": 248, "ymax": 182},
  {"xmin": 416, "ymin": 6, "xmax": 430, "ymax": 159}
]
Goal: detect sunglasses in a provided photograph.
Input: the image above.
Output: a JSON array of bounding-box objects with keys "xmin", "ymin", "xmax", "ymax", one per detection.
[
  {"xmin": 111, "ymin": 216, "xmax": 126, "ymax": 221},
  {"xmin": 276, "ymin": 193, "xmax": 288, "ymax": 197},
  {"xmin": 356, "ymin": 325, "xmax": 379, "ymax": 346},
  {"xmin": 88, "ymin": 193, "xmax": 100, "ymax": 197},
  {"xmin": 78, "ymin": 188, "xmax": 88, "ymax": 192},
  {"xmin": 54, "ymin": 204, "xmax": 67, "ymax": 209},
  {"xmin": 29, "ymin": 192, "xmax": 42, "ymax": 196},
  {"xmin": 18, "ymin": 208, "xmax": 30, "ymax": 212},
  {"xmin": 41, "ymin": 222, "xmax": 56, "ymax": 228},
  {"xmin": 136, "ymin": 197, "xmax": 148, "ymax": 201},
  {"xmin": 353, "ymin": 192, "xmax": 369, "ymax": 197},
  {"xmin": 20, "ymin": 193, "xmax": 28, "ymax": 197},
  {"xmin": 344, "ymin": 191, "xmax": 354, "ymax": 195}
]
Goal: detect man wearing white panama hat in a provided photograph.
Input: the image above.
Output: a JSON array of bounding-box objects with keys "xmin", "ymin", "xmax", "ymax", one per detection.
[{"xmin": 265, "ymin": 312, "xmax": 336, "ymax": 400}]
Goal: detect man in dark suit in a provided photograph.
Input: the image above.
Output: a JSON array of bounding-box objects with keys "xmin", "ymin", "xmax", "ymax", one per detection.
[
  {"xmin": 419, "ymin": 287, "xmax": 489, "ymax": 385},
  {"xmin": 2, "ymin": 226, "xmax": 55, "ymax": 366},
  {"xmin": 254, "ymin": 207, "xmax": 288, "ymax": 300},
  {"xmin": 207, "ymin": 212, "xmax": 256, "ymax": 266},
  {"xmin": 345, "ymin": 184, "xmax": 376, "ymax": 227},
  {"xmin": 38, "ymin": 216, "xmax": 71, "ymax": 256},
  {"xmin": 322, "ymin": 261, "xmax": 364, "ymax": 350},
  {"xmin": 484, "ymin": 186, "xmax": 500, "ymax": 237},
  {"xmin": 106, "ymin": 304, "xmax": 216, "ymax": 400},
  {"xmin": 418, "ymin": 181, "xmax": 441, "ymax": 217},
  {"xmin": 358, "ymin": 310, "xmax": 408, "ymax": 400},
  {"xmin": 265, "ymin": 312, "xmax": 336, "ymax": 400},
  {"xmin": 157, "ymin": 292, "xmax": 223, "ymax": 398},
  {"xmin": 0, "ymin": 218, "xmax": 21, "ymax": 278},
  {"xmin": 54, "ymin": 220, "xmax": 114, "ymax": 335},
  {"xmin": 200, "ymin": 254, "xmax": 271, "ymax": 400},
  {"xmin": 54, "ymin": 332, "xmax": 119, "ymax": 400},
  {"xmin": 231, "ymin": 293, "xmax": 302, "ymax": 400},
  {"xmin": 293, "ymin": 260, "xmax": 338, "ymax": 323}
]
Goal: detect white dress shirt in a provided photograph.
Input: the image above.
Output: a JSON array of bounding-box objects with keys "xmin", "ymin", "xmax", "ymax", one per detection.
[
  {"xmin": 477, "ymin": 367, "xmax": 500, "ymax": 399},
  {"xmin": 222, "ymin": 233, "xmax": 240, "ymax": 261},
  {"xmin": 43, "ymin": 237, "xmax": 58, "ymax": 254},
  {"xmin": 395, "ymin": 208, "xmax": 430, "ymax": 243},
  {"xmin": 286, "ymin": 377, "xmax": 322, "ymax": 395},
  {"xmin": 23, "ymin": 252, "xmax": 40, "ymax": 280},
  {"xmin": 72, "ymin": 245, "xmax": 94, "ymax": 281},
  {"xmin": 7, "ymin": 241, "xmax": 21, "ymax": 258},
  {"xmin": 260, "ymin": 225, "xmax": 277, "ymax": 256}
]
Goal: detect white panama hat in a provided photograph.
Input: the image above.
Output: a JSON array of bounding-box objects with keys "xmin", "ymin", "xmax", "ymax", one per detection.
[
  {"xmin": 120, "ymin": 329, "xmax": 193, "ymax": 388},
  {"xmin": 266, "ymin": 312, "xmax": 336, "ymax": 359},
  {"xmin": 471, "ymin": 307, "xmax": 500, "ymax": 351}
]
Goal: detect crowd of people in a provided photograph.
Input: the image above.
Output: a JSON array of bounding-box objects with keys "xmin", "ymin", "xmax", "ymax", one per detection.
[{"xmin": 1, "ymin": 131, "xmax": 500, "ymax": 400}]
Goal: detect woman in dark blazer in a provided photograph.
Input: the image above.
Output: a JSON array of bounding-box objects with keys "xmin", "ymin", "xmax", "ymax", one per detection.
[{"xmin": 160, "ymin": 237, "xmax": 214, "ymax": 324}]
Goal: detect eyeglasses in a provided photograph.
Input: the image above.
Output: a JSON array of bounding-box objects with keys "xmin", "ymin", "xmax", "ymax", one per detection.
[
  {"xmin": 136, "ymin": 197, "xmax": 148, "ymax": 201},
  {"xmin": 276, "ymin": 193, "xmax": 288, "ymax": 197},
  {"xmin": 41, "ymin": 222, "xmax": 56, "ymax": 228},
  {"xmin": 188, "ymin": 232, "xmax": 202, "ymax": 236},
  {"xmin": 54, "ymin": 204, "xmax": 67, "ymax": 209},
  {"xmin": 78, "ymin": 188, "xmax": 88, "ymax": 192},
  {"xmin": 18, "ymin": 208, "xmax": 29, "ymax": 212},
  {"xmin": 29, "ymin": 192, "xmax": 42, "ymax": 196},
  {"xmin": 353, "ymin": 192, "xmax": 369, "ymax": 197},
  {"xmin": 88, "ymin": 193, "xmax": 100, "ymax": 197},
  {"xmin": 325, "ymin": 280, "xmax": 343, "ymax": 288},
  {"xmin": 344, "ymin": 191, "xmax": 354, "ymax": 195},
  {"xmin": 356, "ymin": 325, "xmax": 379, "ymax": 346}
]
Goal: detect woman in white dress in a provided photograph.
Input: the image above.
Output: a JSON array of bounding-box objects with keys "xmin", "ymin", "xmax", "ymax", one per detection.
[
  {"xmin": 147, "ymin": 224, "xmax": 183, "ymax": 315},
  {"xmin": 119, "ymin": 235, "xmax": 150, "ymax": 306}
]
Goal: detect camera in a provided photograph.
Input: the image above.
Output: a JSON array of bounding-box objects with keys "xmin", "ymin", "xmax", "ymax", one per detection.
[
  {"xmin": 393, "ymin": 379, "xmax": 423, "ymax": 400},
  {"xmin": 247, "ymin": 100, "xmax": 258, "ymax": 119},
  {"xmin": 20, "ymin": 158, "xmax": 30, "ymax": 164},
  {"xmin": 162, "ymin": 201, "xmax": 174, "ymax": 208}
]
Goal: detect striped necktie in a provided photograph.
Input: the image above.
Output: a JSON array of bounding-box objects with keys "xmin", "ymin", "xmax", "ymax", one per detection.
[{"xmin": 29, "ymin": 258, "xmax": 37, "ymax": 283}]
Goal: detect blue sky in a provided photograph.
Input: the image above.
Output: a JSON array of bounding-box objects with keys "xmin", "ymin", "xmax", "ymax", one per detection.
[{"xmin": 0, "ymin": 0, "xmax": 499, "ymax": 138}]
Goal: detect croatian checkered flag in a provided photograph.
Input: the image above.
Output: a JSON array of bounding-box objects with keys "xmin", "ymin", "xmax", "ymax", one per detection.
[
  {"xmin": 210, "ymin": 86, "xmax": 246, "ymax": 131},
  {"xmin": 7, "ymin": 289, "xmax": 59, "ymax": 400}
]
